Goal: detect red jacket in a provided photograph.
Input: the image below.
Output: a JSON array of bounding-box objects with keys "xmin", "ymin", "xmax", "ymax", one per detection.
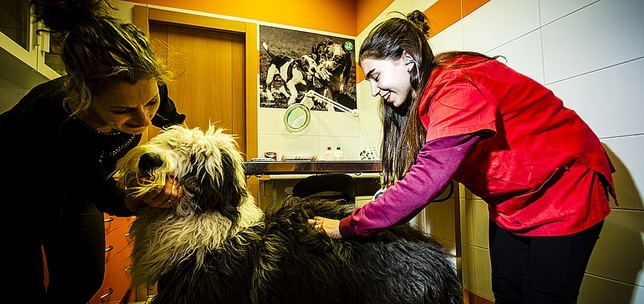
[
  {"xmin": 419, "ymin": 56, "xmax": 616, "ymax": 236},
  {"xmin": 339, "ymin": 55, "xmax": 616, "ymax": 238}
]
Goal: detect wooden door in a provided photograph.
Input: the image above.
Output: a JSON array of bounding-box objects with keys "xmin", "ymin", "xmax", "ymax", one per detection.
[{"xmin": 148, "ymin": 22, "xmax": 247, "ymax": 152}]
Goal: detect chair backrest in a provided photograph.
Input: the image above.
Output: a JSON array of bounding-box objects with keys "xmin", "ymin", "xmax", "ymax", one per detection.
[{"xmin": 291, "ymin": 173, "xmax": 356, "ymax": 202}]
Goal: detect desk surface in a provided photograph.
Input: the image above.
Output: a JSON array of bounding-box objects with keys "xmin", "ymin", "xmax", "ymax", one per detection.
[{"xmin": 243, "ymin": 160, "xmax": 382, "ymax": 175}]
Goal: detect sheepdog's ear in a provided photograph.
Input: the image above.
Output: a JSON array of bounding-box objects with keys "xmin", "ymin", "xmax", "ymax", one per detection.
[
  {"xmin": 193, "ymin": 150, "xmax": 245, "ymax": 221},
  {"xmin": 187, "ymin": 126, "xmax": 248, "ymax": 221}
]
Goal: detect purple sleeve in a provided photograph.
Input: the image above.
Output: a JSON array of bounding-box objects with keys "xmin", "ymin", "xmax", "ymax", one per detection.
[{"xmin": 339, "ymin": 133, "xmax": 480, "ymax": 239}]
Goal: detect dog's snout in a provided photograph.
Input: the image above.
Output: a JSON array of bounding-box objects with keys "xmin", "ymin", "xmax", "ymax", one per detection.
[{"xmin": 139, "ymin": 153, "xmax": 164, "ymax": 173}]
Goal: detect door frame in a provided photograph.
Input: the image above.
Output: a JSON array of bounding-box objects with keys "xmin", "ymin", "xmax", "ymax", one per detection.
[{"xmin": 132, "ymin": 6, "xmax": 258, "ymax": 161}]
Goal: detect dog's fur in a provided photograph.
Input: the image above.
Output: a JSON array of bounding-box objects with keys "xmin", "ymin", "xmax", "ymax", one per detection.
[{"xmin": 114, "ymin": 125, "xmax": 463, "ymax": 304}]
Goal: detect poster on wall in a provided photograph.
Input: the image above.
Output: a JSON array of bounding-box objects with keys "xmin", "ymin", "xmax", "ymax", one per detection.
[{"xmin": 259, "ymin": 25, "xmax": 357, "ymax": 111}]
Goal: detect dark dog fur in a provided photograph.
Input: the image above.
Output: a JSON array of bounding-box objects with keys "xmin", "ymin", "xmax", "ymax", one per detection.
[
  {"xmin": 114, "ymin": 125, "xmax": 463, "ymax": 304},
  {"xmin": 155, "ymin": 196, "xmax": 462, "ymax": 304}
]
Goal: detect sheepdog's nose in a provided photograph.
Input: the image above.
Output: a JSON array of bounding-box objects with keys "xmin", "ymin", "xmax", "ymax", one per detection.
[{"xmin": 138, "ymin": 153, "xmax": 164, "ymax": 174}]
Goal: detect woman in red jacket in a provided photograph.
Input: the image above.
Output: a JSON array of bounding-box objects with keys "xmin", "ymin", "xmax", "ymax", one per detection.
[{"xmin": 310, "ymin": 10, "xmax": 616, "ymax": 304}]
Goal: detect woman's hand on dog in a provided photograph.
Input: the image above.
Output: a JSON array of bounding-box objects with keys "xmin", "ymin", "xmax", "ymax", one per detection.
[
  {"xmin": 308, "ymin": 216, "xmax": 342, "ymax": 239},
  {"xmin": 125, "ymin": 175, "xmax": 183, "ymax": 212}
]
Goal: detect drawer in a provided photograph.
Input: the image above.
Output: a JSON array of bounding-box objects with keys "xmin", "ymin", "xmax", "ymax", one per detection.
[
  {"xmin": 90, "ymin": 249, "xmax": 134, "ymax": 304},
  {"xmin": 88, "ymin": 215, "xmax": 135, "ymax": 304},
  {"xmin": 105, "ymin": 220, "xmax": 133, "ymax": 263},
  {"xmin": 103, "ymin": 214, "xmax": 133, "ymax": 234}
]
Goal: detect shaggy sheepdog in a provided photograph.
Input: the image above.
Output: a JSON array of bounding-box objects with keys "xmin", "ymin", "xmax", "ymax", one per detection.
[{"xmin": 114, "ymin": 125, "xmax": 463, "ymax": 304}]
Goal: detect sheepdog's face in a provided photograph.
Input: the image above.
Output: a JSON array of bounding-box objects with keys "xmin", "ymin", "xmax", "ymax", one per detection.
[{"xmin": 114, "ymin": 125, "xmax": 249, "ymax": 218}]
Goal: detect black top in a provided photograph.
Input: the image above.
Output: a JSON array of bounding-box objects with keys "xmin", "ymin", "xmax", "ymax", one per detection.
[{"xmin": 0, "ymin": 77, "xmax": 185, "ymax": 224}]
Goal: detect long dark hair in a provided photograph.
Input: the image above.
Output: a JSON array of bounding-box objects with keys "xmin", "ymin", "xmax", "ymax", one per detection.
[
  {"xmin": 359, "ymin": 10, "xmax": 496, "ymax": 186},
  {"xmin": 30, "ymin": 0, "xmax": 171, "ymax": 116}
]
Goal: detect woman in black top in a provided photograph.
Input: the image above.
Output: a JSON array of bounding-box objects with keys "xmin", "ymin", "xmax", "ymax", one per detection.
[{"xmin": 0, "ymin": 0, "xmax": 186, "ymax": 302}]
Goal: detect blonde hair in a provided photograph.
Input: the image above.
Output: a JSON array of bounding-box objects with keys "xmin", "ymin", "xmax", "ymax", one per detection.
[{"xmin": 32, "ymin": 0, "xmax": 172, "ymax": 115}]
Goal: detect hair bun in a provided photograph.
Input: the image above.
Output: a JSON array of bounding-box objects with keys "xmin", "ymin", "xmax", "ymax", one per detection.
[
  {"xmin": 31, "ymin": 0, "xmax": 109, "ymax": 32},
  {"xmin": 406, "ymin": 10, "xmax": 431, "ymax": 37}
]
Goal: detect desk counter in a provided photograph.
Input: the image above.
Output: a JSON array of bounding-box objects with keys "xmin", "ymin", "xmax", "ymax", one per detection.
[{"xmin": 243, "ymin": 160, "xmax": 382, "ymax": 176}]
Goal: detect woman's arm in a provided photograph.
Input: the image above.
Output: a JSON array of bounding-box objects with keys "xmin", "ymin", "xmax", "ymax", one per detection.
[{"xmin": 338, "ymin": 132, "xmax": 481, "ymax": 238}]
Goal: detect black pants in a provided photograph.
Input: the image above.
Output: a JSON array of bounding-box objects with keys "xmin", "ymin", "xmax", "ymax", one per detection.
[
  {"xmin": 7, "ymin": 202, "xmax": 105, "ymax": 304},
  {"xmin": 489, "ymin": 220, "xmax": 603, "ymax": 304}
]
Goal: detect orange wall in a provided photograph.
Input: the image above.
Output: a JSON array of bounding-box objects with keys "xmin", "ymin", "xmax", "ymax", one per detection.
[
  {"xmin": 425, "ymin": 0, "xmax": 489, "ymax": 36},
  {"xmin": 124, "ymin": 0, "xmax": 488, "ymax": 38},
  {"xmin": 356, "ymin": 0, "xmax": 394, "ymax": 34},
  {"xmin": 124, "ymin": 0, "xmax": 357, "ymax": 36}
]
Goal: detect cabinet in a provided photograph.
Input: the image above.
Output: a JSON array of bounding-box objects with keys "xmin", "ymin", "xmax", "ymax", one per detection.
[
  {"xmin": 88, "ymin": 214, "xmax": 136, "ymax": 304},
  {"xmin": 0, "ymin": 0, "xmax": 62, "ymax": 90}
]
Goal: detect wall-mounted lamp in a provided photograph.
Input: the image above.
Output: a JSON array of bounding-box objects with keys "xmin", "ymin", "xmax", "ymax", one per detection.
[
  {"xmin": 283, "ymin": 90, "xmax": 378, "ymax": 160},
  {"xmin": 305, "ymin": 90, "xmax": 359, "ymax": 117},
  {"xmin": 283, "ymin": 103, "xmax": 311, "ymax": 133}
]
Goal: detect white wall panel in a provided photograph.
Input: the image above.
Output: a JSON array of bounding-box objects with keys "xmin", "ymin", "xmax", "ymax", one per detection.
[
  {"xmin": 463, "ymin": 245, "xmax": 494, "ymax": 300},
  {"xmin": 274, "ymin": 133, "xmax": 320, "ymax": 157},
  {"xmin": 318, "ymin": 111, "xmax": 360, "ymax": 137},
  {"xmin": 541, "ymin": 0, "xmax": 644, "ymax": 83},
  {"xmin": 357, "ymin": 81, "xmax": 378, "ymax": 108},
  {"xmin": 462, "ymin": 0, "xmax": 540, "ymax": 53},
  {"xmin": 547, "ymin": 58, "xmax": 644, "ymax": 138},
  {"xmin": 461, "ymin": 198, "xmax": 489, "ymax": 248},
  {"xmin": 539, "ymin": 0, "xmax": 598, "ymax": 25},
  {"xmin": 579, "ymin": 274, "xmax": 644, "ymax": 304},
  {"xmin": 257, "ymin": 107, "xmax": 276, "ymax": 135},
  {"xmin": 424, "ymin": 197, "xmax": 458, "ymax": 242},
  {"xmin": 489, "ymin": 29, "xmax": 545, "ymax": 84},
  {"xmin": 257, "ymin": 134, "xmax": 275, "ymax": 158},
  {"xmin": 358, "ymin": 102, "xmax": 382, "ymax": 136},
  {"xmin": 603, "ymin": 135, "xmax": 644, "ymax": 211},
  {"xmin": 429, "ymin": 20, "xmax": 464, "ymax": 54},
  {"xmin": 274, "ymin": 109, "xmax": 294, "ymax": 135},
  {"xmin": 586, "ymin": 209, "xmax": 644, "ymax": 287}
]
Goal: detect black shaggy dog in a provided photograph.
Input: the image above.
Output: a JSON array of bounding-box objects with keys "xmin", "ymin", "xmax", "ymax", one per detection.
[{"xmin": 114, "ymin": 125, "xmax": 463, "ymax": 304}]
